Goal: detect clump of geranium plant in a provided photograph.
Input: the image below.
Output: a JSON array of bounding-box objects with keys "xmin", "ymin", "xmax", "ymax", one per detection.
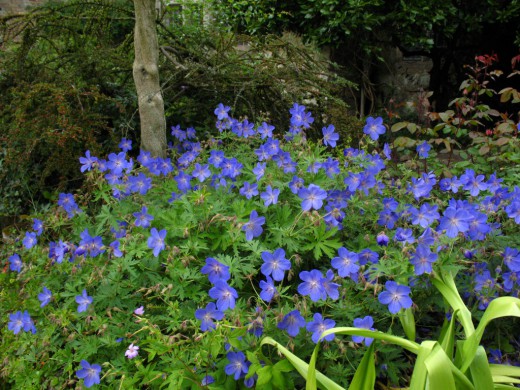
[{"xmin": 1, "ymin": 99, "xmax": 520, "ymax": 389}]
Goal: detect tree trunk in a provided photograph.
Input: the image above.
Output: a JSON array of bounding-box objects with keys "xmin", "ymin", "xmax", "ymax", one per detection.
[{"xmin": 133, "ymin": 0, "xmax": 167, "ymax": 158}]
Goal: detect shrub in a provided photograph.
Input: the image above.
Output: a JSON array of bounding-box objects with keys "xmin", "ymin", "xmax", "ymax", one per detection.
[{"xmin": 2, "ymin": 101, "xmax": 520, "ymax": 388}]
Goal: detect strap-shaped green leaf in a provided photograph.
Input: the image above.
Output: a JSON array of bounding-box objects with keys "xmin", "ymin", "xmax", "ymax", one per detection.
[
  {"xmin": 319, "ymin": 327, "xmax": 420, "ymax": 354},
  {"xmin": 423, "ymin": 343, "xmax": 474, "ymax": 390},
  {"xmin": 461, "ymin": 297, "xmax": 520, "ymax": 373},
  {"xmin": 424, "ymin": 345, "xmax": 457, "ymax": 390},
  {"xmin": 348, "ymin": 343, "xmax": 376, "ymax": 390},
  {"xmin": 438, "ymin": 309, "xmax": 458, "ymax": 359},
  {"xmin": 260, "ymin": 337, "xmax": 345, "ymax": 390},
  {"xmin": 399, "ymin": 307, "xmax": 416, "ymax": 342},
  {"xmin": 468, "ymin": 346, "xmax": 494, "ymax": 390},
  {"xmin": 409, "ymin": 341, "xmax": 436, "ymax": 389},
  {"xmin": 492, "ymin": 376, "xmax": 520, "ymax": 384},
  {"xmin": 490, "ymin": 364, "xmax": 520, "ymax": 379},
  {"xmin": 432, "ymin": 273, "xmax": 475, "ymax": 337}
]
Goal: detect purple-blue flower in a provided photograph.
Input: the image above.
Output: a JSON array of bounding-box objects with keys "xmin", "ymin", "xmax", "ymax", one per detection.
[
  {"xmin": 8, "ymin": 310, "xmax": 36, "ymax": 334},
  {"xmin": 503, "ymin": 247, "xmax": 520, "ymax": 272},
  {"xmin": 410, "ymin": 203, "xmax": 440, "ymax": 228},
  {"xmin": 239, "ymin": 182, "xmax": 259, "ymax": 199},
  {"xmin": 253, "ymin": 162, "xmax": 266, "ymax": 181},
  {"xmin": 352, "ymin": 316, "xmax": 375, "ymax": 346},
  {"xmin": 378, "ymin": 281, "xmax": 413, "ymax": 314},
  {"xmin": 505, "ymin": 201, "xmax": 520, "ymax": 224},
  {"xmin": 76, "ymin": 360, "xmax": 101, "ymax": 388},
  {"xmin": 257, "ymin": 122, "xmax": 274, "ymax": 139},
  {"xmin": 76, "ymin": 289, "xmax": 93, "ymax": 313},
  {"xmin": 437, "ymin": 206, "xmax": 473, "ymax": 238},
  {"xmin": 322, "ymin": 125, "xmax": 339, "ymax": 147},
  {"xmin": 22, "ymin": 231, "xmax": 37, "ymax": 249},
  {"xmin": 298, "ymin": 269, "xmax": 326, "ymax": 302},
  {"xmin": 147, "ymin": 228, "xmax": 167, "ymax": 257},
  {"xmin": 133, "ymin": 206, "xmax": 154, "ymax": 228},
  {"xmin": 394, "ymin": 228, "xmax": 415, "ymax": 245},
  {"xmin": 460, "ymin": 169, "xmax": 488, "ymax": 197},
  {"xmin": 79, "ymin": 150, "xmax": 98, "ymax": 173},
  {"xmin": 201, "ymin": 375, "xmax": 215, "ymax": 386},
  {"xmin": 410, "ymin": 245, "xmax": 438, "ymax": 275},
  {"xmin": 416, "ymin": 141, "xmax": 431, "ymax": 158},
  {"xmin": 331, "ymin": 247, "xmax": 360, "ymax": 278},
  {"xmin": 174, "ymin": 171, "xmax": 192, "ymax": 193},
  {"xmin": 208, "ymin": 280, "xmax": 238, "ymax": 311},
  {"xmin": 307, "ymin": 313, "xmax": 336, "ymax": 343},
  {"xmin": 289, "ymin": 176, "xmax": 304, "ymax": 194},
  {"xmin": 363, "ymin": 117, "xmax": 386, "ymax": 141},
  {"xmin": 201, "ymin": 257, "xmax": 230, "ymax": 283},
  {"xmin": 119, "ymin": 138, "xmax": 132, "ymax": 152},
  {"xmin": 214, "ymin": 103, "xmax": 231, "ymax": 120},
  {"xmin": 277, "ymin": 309, "xmax": 306, "ymax": 337},
  {"xmin": 298, "ymin": 184, "xmax": 327, "ymax": 211},
  {"xmin": 128, "ymin": 172, "xmax": 152, "ymax": 195},
  {"xmin": 260, "ymin": 248, "xmax": 291, "ymax": 281},
  {"xmin": 260, "ymin": 185, "xmax": 280, "ymax": 207},
  {"xmin": 38, "ymin": 287, "xmax": 52, "ymax": 308},
  {"xmin": 242, "ymin": 210, "xmax": 265, "ymax": 241},
  {"xmin": 192, "ymin": 163, "xmax": 211, "ymax": 182},
  {"xmin": 376, "ymin": 232, "xmax": 389, "ymax": 246},
  {"xmin": 322, "ymin": 269, "xmax": 340, "ymax": 300},
  {"xmin": 195, "ymin": 302, "xmax": 225, "ymax": 331},
  {"xmin": 259, "ymin": 276, "xmax": 278, "ymax": 302},
  {"xmin": 9, "ymin": 254, "xmax": 22, "ymax": 273},
  {"xmin": 32, "ymin": 218, "xmax": 43, "ymax": 236},
  {"xmin": 224, "ymin": 351, "xmax": 248, "ymax": 380},
  {"xmin": 58, "ymin": 193, "xmax": 81, "ymax": 218}
]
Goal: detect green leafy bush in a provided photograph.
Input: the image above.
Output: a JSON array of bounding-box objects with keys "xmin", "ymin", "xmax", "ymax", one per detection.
[{"xmin": 1, "ymin": 102, "xmax": 520, "ymax": 389}]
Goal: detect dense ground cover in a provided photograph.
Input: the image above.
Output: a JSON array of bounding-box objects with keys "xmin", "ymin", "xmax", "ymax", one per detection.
[{"xmin": 1, "ymin": 102, "xmax": 520, "ymax": 389}]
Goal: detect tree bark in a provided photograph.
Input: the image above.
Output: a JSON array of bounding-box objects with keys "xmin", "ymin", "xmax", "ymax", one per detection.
[{"xmin": 133, "ymin": 0, "xmax": 167, "ymax": 158}]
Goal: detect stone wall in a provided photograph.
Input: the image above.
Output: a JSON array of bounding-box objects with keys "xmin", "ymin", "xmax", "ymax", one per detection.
[
  {"xmin": 375, "ymin": 47, "xmax": 433, "ymax": 109},
  {"xmin": 0, "ymin": 0, "xmax": 46, "ymax": 15}
]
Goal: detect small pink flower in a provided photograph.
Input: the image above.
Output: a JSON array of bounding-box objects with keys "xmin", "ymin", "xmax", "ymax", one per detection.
[
  {"xmin": 125, "ymin": 343, "xmax": 139, "ymax": 359},
  {"xmin": 134, "ymin": 306, "xmax": 144, "ymax": 315}
]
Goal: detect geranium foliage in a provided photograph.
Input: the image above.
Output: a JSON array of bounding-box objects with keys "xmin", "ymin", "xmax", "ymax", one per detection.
[{"xmin": 1, "ymin": 103, "xmax": 519, "ymax": 389}]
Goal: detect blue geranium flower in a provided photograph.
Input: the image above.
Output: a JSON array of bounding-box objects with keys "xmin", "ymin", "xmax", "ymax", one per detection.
[
  {"xmin": 277, "ymin": 309, "xmax": 306, "ymax": 337},
  {"xmin": 8, "ymin": 310, "xmax": 36, "ymax": 334},
  {"xmin": 76, "ymin": 360, "xmax": 101, "ymax": 388},
  {"xmin": 416, "ymin": 141, "xmax": 431, "ymax": 158},
  {"xmin": 306, "ymin": 313, "xmax": 335, "ymax": 343},
  {"xmin": 208, "ymin": 280, "xmax": 238, "ymax": 311},
  {"xmin": 331, "ymin": 247, "xmax": 360, "ymax": 278},
  {"xmin": 38, "ymin": 287, "xmax": 52, "ymax": 308},
  {"xmin": 352, "ymin": 316, "xmax": 376, "ymax": 346},
  {"xmin": 76, "ymin": 289, "xmax": 93, "ymax": 313},
  {"xmin": 378, "ymin": 281, "xmax": 413, "ymax": 314},
  {"xmin": 298, "ymin": 184, "xmax": 327, "ymax": 211},
  {"xmin": 9, "ymin": 254, "xmax": 22, "ymax": 273},
  {"xmin": 259, "ymin": 276, "xmax": 278, "ymax": 302},
  {"xmin": 298, "ymin": 269, "xmax": 326, "ymax": 302},
  {"xmin": 224, "ymin": 351, "xmax": 248, "ymax": 380},
  {"xmin": 195, "ymin": 302, "xmax": 224, "ymax": 332},
  {"xmin": 363, "ymin": 117, "xmax": 386, "ymax": 141},
  {"xmin": 260, "ymin": 185, "xmax": 280, "ymax": 207},
  {"xmin": 242, "ymin": 210, "xmax": 265, "ymax": 241},
  {"xmin": 322, "ymin": 125, "xmax": 339, "ymax": 147},
  {"xmin": 201, "ymin": 257, "xmax": 230, "ymax": 283},
  {"xmin": 410, "ymin": 245, "xmax": 438, "ymax": 275},
  {"xmin": 260, "ymin": 248, "xmax": 291, "ymax": 281},
  {"xmin": 147, "ymin": 228, "xmax": 167, "ymax": 257}
]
